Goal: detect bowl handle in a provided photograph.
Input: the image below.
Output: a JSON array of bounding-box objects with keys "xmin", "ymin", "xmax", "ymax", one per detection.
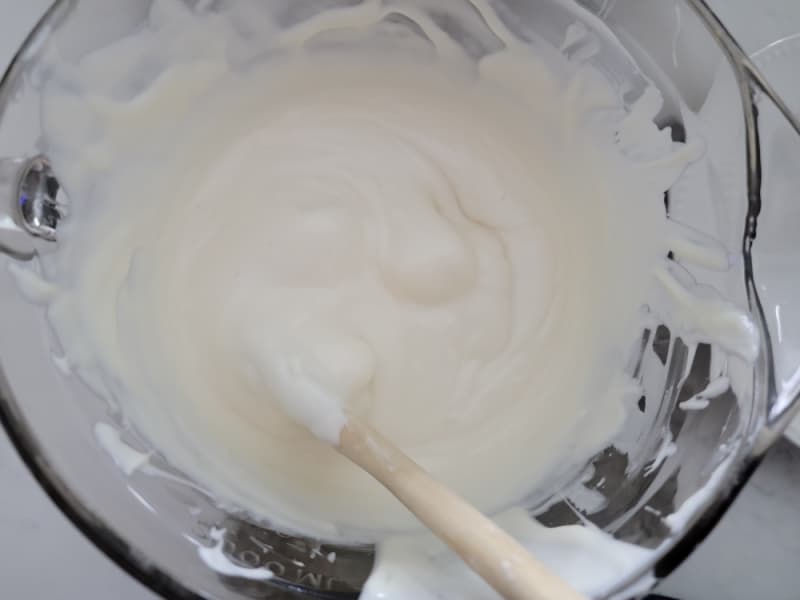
[
  {"xmin": 0, "ymin": 156, "xmax": 62, "ymax": 260},
  {"xmin": 686, "ymin": 0, "xmax": 800, "ymax": 451}
]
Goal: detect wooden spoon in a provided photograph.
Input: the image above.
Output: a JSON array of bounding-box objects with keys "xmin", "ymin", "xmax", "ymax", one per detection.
[
  {"xmin": 253, "ymin": 344, "xmax": 587, "ymax": 599},
  {"xmin": 337, "ymin": 416, "xmax": 588, "ymax": 600}
]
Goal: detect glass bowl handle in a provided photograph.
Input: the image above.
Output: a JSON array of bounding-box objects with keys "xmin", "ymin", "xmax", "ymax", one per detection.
[
  {"xmin": 0, "ymin": 157, "xmax": 37, "ymax": 259},
  {"xmin": 687, "ymin": 0, "xmax": 800, "ymax": 450},
  {"xmin": 0, "ymin": 155, "xmax": 62, "ymax": 260}
]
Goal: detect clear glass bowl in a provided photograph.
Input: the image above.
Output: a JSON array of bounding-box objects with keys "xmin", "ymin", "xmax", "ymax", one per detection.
[{"xmin": 1, "ymin": 1, "xmax": 799, "ymax": 598}]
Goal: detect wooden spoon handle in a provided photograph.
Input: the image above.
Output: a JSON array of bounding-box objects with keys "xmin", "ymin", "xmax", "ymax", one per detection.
[{"xmin": 338, "ymin": 418, "xmax": 588, "ymax": 600}]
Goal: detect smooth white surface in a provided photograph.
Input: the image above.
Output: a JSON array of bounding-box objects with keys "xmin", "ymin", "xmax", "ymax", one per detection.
[{"xmin": 0, "ymin": 1, "xmax": 798, "ymax": 600}]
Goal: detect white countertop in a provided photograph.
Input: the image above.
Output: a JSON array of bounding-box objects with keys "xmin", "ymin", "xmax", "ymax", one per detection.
[{"xmin": 1, "ymin": 2, "xmax": 799, "ymax": 599}]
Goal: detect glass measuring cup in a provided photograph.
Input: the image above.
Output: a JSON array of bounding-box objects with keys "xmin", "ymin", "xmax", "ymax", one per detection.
[{"xmin": 1, "ymin": 1, "xmax": 800, "ymax": 598}]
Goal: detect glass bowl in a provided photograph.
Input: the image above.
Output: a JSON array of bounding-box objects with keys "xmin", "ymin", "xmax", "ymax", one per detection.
[{"xmin": 1, "ymin": 1, "xmax": 799, "ymax": 598}]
